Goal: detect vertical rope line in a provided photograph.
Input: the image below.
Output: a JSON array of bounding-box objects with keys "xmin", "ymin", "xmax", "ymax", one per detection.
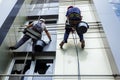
[
  {"xmin": 20, "ymin": 42, "xmax": 32, "ymax": 80},
  {"xmin": 73, "ymin": 0, "xmax": 75, "ymax": 5},
  {"xmin": 72, "ymin": 32, "xmax": 81, "ymax": 80},
  {"xmin": 20, "ymin": 0, "xmax": 45, "ymax": 78},
  {"xmin": 37, "ymin": 0, "xmax": 45, "ymax": 21}
]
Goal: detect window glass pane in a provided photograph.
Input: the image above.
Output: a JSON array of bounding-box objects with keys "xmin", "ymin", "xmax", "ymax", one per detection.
[{"xmin": 109, "ymin": 0, "xmax": 120, "ymax": 21}]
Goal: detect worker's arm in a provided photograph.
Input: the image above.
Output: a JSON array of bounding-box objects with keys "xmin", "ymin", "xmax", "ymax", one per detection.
[
  {"xmin": 45, "ymin": 29, "xmax": 52, "ymax": 41},
  {"xmin": 26, "ymin": 23, "xmax": 33, "ymax": 28}
]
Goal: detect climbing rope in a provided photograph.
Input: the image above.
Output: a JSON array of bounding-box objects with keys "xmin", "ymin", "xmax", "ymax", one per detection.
[
  {"xmin": 73, "ymin": 0, "xmax": 75, "ymax": 5},
  {"xmin": 20, "ymin": 0, "xmax": 46, "ymax": 75},
  {"xmin": 72, "ymin": 32, "xmax": 81, "ymax": 80},
  {"xmin": 20, "ymin": 41, "xmax": 32, "ymax": 80},
  {"xmin": 37, "ymin": 0, "xmax": 45, "ymax": 21}
]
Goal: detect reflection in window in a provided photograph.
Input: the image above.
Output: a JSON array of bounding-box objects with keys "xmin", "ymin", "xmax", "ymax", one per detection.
[
  {"xmin": 9, "ymin": 60, "xmax": 31, "ymax": 80},
  {"xmin": 109, "ymin": 0, "xmax": 120, "ymax": 21},
  {"xmin": 33, "ymin": 60, "xmax": 53, "ymax": 80}
]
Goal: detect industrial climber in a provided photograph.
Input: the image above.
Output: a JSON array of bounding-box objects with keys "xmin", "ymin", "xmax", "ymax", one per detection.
[
  {"xmin": 9, "ymin": 18, "xmax": 52, "ymax": 51},
  {"xmin": 59, "ymin": 6, "xmax": 89, "ymax": 49}
]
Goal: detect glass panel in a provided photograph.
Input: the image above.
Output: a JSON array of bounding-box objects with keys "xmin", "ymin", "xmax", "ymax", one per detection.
[
  {"xmin": 9, "ymin": 60, "xmax": 31, "ymax": 80},
  {"xmin": 8, "ymin": 0, "xmax": 29, "ymax": 47},
  {"xmin": 109, "ymin": 0, "xmax": 120, "ymax": 21},
  {"xmin": 57, "ymin": 1, "xmax": 116, "ymax": 80},
  {"xmin": 33, "ymin": 60, "xmax": 53, "ymax": 80},
  {"xmin": 28, "ymin": 0, "xmax": 59, "ymax": 16}
]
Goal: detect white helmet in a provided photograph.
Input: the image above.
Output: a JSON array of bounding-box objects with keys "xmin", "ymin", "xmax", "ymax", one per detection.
[{"xmin": 39, "ymin": 18, "xmax": 45, "ymax": 22}]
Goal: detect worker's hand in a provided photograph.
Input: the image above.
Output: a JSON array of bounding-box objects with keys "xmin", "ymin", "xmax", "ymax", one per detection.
[
  {"xmin": 23, "ymin": 28, "xmax": 27, "ymax": 34},
  {"xmin": 48, "ymin": 39, "xmax": 52, "ymax": 44}
]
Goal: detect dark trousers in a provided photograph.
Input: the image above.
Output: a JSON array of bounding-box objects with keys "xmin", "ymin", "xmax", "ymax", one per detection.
[{"xmin": 63, "ymin": 28, "xmax": 84, "ymax": 43}]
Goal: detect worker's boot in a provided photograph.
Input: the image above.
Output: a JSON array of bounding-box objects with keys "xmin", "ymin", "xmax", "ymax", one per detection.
[
  {"xmin": 81, "ymin": 40, "xmax": 85, "ymax": 49},
  {"xmin": 59, "ymin": 41, "xmax": 64, "ymax": 49}
]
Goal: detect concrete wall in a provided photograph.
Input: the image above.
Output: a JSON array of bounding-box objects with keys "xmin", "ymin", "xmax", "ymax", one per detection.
[
  {"xmin": 0, "ymin": 0, "xmax": 32, "ymax": 77},
  {"xmin": 0, "ymin": 0, "xmax": 17, "ymax": 74},
  {"xmin": 92, "ymin": 0, "xmax": 120, "ymax": 73},
  {"xmin": 0, "ymin": 0, "xmax": 17, "ymax": 28}
]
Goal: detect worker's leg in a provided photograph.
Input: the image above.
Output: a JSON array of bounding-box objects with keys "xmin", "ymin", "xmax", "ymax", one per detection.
[
  {"xmin": 59, "ymin": 28, "xmax": 72, "ymax": 48},
  {"xmin": 77, "ymin": 32, "xmax": 85, "ymax": 49},
  {"xmin": 9, "ymin": 35, "xmax": 30, "ymax": 50}
]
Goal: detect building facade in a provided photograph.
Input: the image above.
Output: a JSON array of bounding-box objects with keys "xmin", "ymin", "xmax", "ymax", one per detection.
[{"xmin": 0, "ymin": 0, "xmax": 120, "ymax": 80}]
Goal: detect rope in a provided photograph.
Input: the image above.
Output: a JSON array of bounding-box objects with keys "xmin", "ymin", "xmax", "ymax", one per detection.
[
  {"xmin": 20, "ymin": 41, "xmax": 32, "ymax": 80},
  {"xmin": 73, "ymin": 0, "xmax": 75, "ymax": 5},
  {"xmin": 37, "ymin": 0, "xmax": 45, "ymax": 21},
  {"xmin": 72, "ymin": 32, "xmax": 81, "ymax": 80},
  {"xmin": 20, "ymin": 1, "xmax": 46, "ymax": 78},
  {"xmin": 71, "ymin": 0, "xmax": 81, "ymax": 79}
]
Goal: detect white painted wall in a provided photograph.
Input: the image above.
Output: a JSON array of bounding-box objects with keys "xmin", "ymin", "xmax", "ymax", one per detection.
[
  {"xmin": 0, "ymin": 0, "xmax": 17, "ymax": 28},
  {"xmin": 93, "ymin": 0, "xmax": 120, "ymax": 73}
]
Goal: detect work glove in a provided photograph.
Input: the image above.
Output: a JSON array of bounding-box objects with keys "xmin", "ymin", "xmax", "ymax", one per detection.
[{"xmin": 47, "ymin": 39, "xmax": 51, "ymax": 44}]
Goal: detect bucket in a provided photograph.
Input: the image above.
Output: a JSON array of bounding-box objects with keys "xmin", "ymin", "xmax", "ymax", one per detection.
[
  {"xmin": 76, "ymin": 21, "xmax": 89, "ymax": 34},
  {"xmin": 34, "ymin": 40, "xmax": 46, "ymax": 52}
]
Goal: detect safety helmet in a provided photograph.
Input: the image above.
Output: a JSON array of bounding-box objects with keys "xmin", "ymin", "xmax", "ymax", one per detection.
[
  {"xmin": 40, "ymin": 18, "xmax": 45, "ymax": 22},
  {"xmin": 67, "ymin": 6, "xmax": 73, "ymax": 10}
]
